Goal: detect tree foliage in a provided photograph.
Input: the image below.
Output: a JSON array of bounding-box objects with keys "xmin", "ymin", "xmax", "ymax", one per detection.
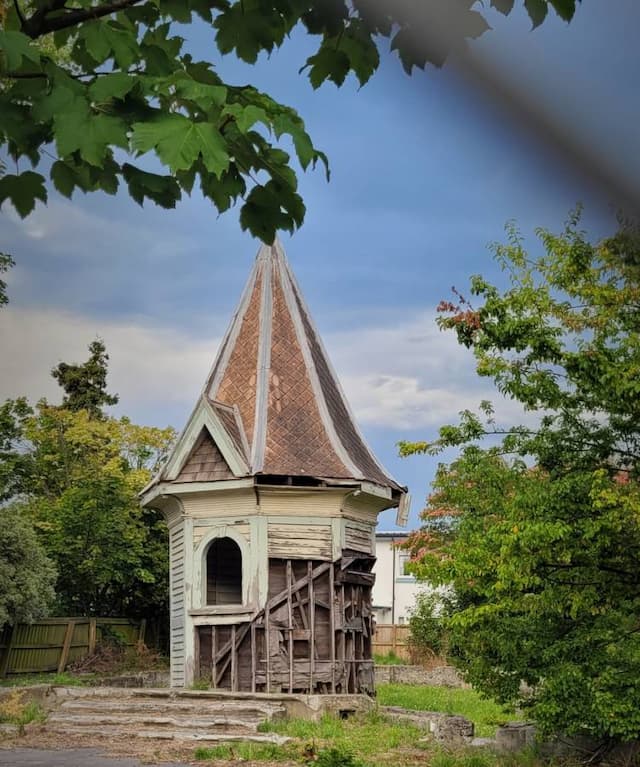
[
  {"xmin": 403, "ymin": 213, "xmax": 640, "ymax": 741},
  {"xmin": 0, "ymin": 502, "xmax": 57, "ymax": 626},
  {"xmin": 0, "ymin": 341, "xmax": 176, "ymax": 622},
  {"xmin": 52, "ymin": 338, "xmax": 119, "ymax": 417},
  {"xmin": 0, "ymin": 0, "xmax": 580, "ymax": 243}
]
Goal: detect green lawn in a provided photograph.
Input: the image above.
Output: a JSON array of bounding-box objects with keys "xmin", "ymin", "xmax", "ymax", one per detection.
[{"xmin": 376, "ymin": 684, "xmax": 515, "ymax": 738}]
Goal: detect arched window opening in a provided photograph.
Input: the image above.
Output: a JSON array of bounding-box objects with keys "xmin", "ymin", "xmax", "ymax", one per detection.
[{"xmin": 206, "ymin": 537, "xmax": 242, "ymax": 605}]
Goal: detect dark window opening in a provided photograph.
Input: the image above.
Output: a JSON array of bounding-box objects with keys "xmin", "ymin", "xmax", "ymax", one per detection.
[{"xmin": 206, "ymin": 537, "xmax": 242, "ymax": 605}]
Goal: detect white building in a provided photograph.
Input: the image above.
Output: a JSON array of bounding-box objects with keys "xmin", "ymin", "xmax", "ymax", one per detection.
[{"xmin": 371, "ymin": 531, "xmax": 421, "ymax": 625}]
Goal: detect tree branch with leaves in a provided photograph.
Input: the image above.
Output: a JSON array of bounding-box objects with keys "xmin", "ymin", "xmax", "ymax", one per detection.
[{"xmin": 1, "ymin": 0, "xmax": 581, "ymax": 243}]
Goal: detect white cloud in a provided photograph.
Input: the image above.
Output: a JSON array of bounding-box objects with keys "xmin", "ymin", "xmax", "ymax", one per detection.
[
  {"xmin": 0, "ymin": 304, "xmax": 528, "ymax": 432},
  {"xmin": 0, "ymin": 307, "xmax": 218, "ymax": 414}
]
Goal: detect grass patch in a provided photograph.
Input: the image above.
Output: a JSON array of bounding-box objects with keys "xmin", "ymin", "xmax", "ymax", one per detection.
[
  {"xmin": 205, "ymin": 711, "xmax": 548, "ymax": 767},
  {"xmin": 0, "ymin": 671, "xmax": 91, "ymax": 688},
  {"xmin": 258, "ymin": 710, "xmax": 424, "ymax": 763},
  {"xmin": 376, "ymin": 684, "xmax": 515, "ymax": 738}
]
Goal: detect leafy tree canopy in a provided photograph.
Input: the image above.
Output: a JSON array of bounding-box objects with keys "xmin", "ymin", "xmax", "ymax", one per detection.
[
  {"xmin": 0, "ymin": 502, "xmax": 57, "ymax": 626},
  {"xmin": 52, "ymin": 338, "xmax": 119, "ymax": 417},
  {"xmin": 402, "ymin": 212, "xmax": 640, "ymax": 741},
  {"xmin": 1, "ymin": 341, "xmax": 176, "ymax": 622},
  {"xmin": 1, "ymin": 0, "xmax": 580, "ymax": 243}
]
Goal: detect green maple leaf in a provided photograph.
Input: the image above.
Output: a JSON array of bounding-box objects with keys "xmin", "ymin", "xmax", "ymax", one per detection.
[
  {"xmin": 215, "ymin": 1, "xmax": 286, "ymax": 63},
  {"xmin": 131, "ymin": 114, "xmax": 229, "ymax": 176},
  {"xmin": 0, "ymin": 30, "xmax": 41, "ymax": 71},
  {"xmin": 55, "ymin": 106, "xmax": 128, "ymax": 167},
  {"xmin": 89, "ymin": 73, "xmax": 137, "ymax": 102},
  {"xmin": 82, "ymin": 21, "xmax": 140, "ymax": 69},
  {"xmin": 524, "ymin": 0, "xmax": 549, "ymax": 27},
  {"xmin": 550, "ymin": 0, "xmax": 577, "ymax": 21},
  {"xmin": 122, "ymin": 163, "xmax": 181, "ymax": 208},
  {"xmin": 338, "ymin": 23, "xmax": 380, "ymax": 87},
  {"xmin": 490, "ymin": 0, "xmax": 515, "ymax": 14},
  {"xmin": 50, "ymin": 161, "xmax": 78, "ymax": 197},
  {"xmin": 0, "ymin": 172, "xmax": 47, "ymax": 217},
  {"xmin": 305, "ymin": 45, "xmax": 351, "ymax": 89}
]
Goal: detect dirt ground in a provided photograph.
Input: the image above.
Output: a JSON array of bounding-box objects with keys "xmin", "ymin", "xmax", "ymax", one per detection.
[{"xmin": 0, "ymin": 727, "xmax": 300, "ymax": 766}]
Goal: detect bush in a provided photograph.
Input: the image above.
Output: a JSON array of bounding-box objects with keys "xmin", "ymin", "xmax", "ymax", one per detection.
[{"xmin": 407, "ymin": 591, "xmax": 456, "ymax": 662}]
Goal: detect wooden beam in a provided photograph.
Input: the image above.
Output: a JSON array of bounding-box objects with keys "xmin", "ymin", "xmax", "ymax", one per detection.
[
  {"xmin": 250, "ymin": 622, "xmax": 256, "ymax": 693},
  {"xmin": 211, "ymin": 626, "xmax": 217, "ymax": 688},
  {"xmin": 57, "ymin": 620, "xmax": 76, "ymax": 674},
  {"xmin": 265, "ymin": 605, "xmax": 271, "ymax": 693},
  {"xmin": 231, "ymin": 625, "xmax": 237, "ymax": 692},
  {"xmin": 287, "ymin": 560, "xmax": 293, "ymax": 693},
  {"xmin": 308, "ymin": 562, "xmax": 315, "ymax": 693},
  {"xmin": 329, "ymin": 562, "xmax": 336, "ymax": 694}
]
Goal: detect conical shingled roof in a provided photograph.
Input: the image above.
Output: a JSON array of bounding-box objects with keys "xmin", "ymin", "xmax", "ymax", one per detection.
[{"xmin": 203, "ymin": 240, "xmax": 402, "ymax": 491}]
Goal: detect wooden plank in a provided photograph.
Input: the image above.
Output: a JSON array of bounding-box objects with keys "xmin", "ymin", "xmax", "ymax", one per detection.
[
  {"xmin": 57, "ymin": 620, "xmax": 76, "ymax": 674},
  {"xmin": 231, "ymin": 625, "xmax": 237, "ymax": 692},
  {"xmin": 329, "ymin": 563, "xmax": 336, "ymax": 694},
  {"xmin": 336, "ymin": 570, "xmax": 375, "ymax": 587},
  {"xmin": 250, "ymin": 622, "xmax": 256, "ymax": 693},
  {"xmin": 265, "ymin": 605, "xmax": 270, "ymax": 693},
  {"xmin": 211, "ymin": 626, "xmax": 217, "ymax": 689},
  {"xmin": 286, "ymin": 560, "xmax": 293, "ymax": 693},
  {"xmin": 88, "ymin": 619, "xmax": 97, "ymax": 655},
  {"xmin": 308, "ymin": 562, "xmax": 315, "ymax": 692}
]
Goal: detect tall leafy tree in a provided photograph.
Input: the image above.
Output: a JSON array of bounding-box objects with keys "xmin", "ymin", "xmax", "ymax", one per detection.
[
  {"xmin": 0, "ymin": 502, "xmax": 57, "ymax": 626},
  {"xmin": 25, "ymin": 405, "xmax": 174, "ymax": 618},
  {"xmin": 0, "ymin": 341, "xmax": 176, "ymax": 625},
  {"xmin": 0, "ymin": 0, "xmax": 580, "ymax": 243},
  {"xmin": 402, "ymin": 213, "xmax": 640, "ymax": 741},
  {"xmin": 52, "ymin": 338, "xmax": 119, "ymax": 417}
]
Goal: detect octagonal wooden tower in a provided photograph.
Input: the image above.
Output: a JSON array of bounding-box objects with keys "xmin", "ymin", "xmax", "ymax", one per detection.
[{"xmin": 141, "ymin": 241, "xmax": 408, "ymax": 692}]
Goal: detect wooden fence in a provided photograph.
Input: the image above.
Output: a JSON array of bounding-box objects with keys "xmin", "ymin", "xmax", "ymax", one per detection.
[
  {"xmin": 0, "ymin": 617, "xmax": 145, "ymax": 677},
  {"xmin": 372, "ymin": 623, "xmax": 411, "ymax": 660}
]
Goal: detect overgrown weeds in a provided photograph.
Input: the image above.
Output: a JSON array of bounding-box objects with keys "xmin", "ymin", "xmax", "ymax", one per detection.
[{"xmin": 0, "ymin": 690, "xmax": 47, "ymax": 734}]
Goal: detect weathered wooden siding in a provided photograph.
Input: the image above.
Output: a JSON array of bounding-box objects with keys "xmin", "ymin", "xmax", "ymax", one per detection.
[
  {"xmin": 193, "ymin": 519, "xmax": 251, "ymax": 548},
  {"xmin": 341, "ymin": 492, "xmax": 382, "ymax": 523},
  {"xmin": 258, "ymin": 489, "xmax": 345, "ymax": 518},
  {"xmin": 267, "ymin": 521, "xmax": 332, "ymax": 560},
  {"xmin": 169, "ymin": 521, "xmax": 186, "ymax": 687},
  {"xmin": 181, "ymin": 490, "xmax": 256, "ymax": 519},
  {"xmin": 344, "ymin": 520, "xmax": 375, "ymax": 555}
]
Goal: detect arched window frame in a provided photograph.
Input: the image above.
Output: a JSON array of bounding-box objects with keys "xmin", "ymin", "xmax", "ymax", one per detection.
[{"xmin": 194, "ymin": 526, "xmax": 251, "ymax": 609}]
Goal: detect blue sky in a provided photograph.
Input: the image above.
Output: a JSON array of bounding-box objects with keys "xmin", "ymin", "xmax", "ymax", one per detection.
[{"xmin": 1, "ymin": 1, "xmax": 637, "ymax": 528}]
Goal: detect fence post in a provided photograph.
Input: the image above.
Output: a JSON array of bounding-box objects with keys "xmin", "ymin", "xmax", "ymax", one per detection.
[
  {"xmin": 57, "ymin": 619, "xmax": 76, "ymax": 674},
  {"xmin": 138, "ymin": 618, "xmax": 147, "ymax": 646},
  {"xmin": 88, "ymin": 618, "xmax": 97, "ymax": 655},
  {"xmin": 0, "ymin": 625, "xmax": 15, "ymax": 678},
  {"xmin": 392, "ymin": 624, "xmax": 397, "ymax": 655}
]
